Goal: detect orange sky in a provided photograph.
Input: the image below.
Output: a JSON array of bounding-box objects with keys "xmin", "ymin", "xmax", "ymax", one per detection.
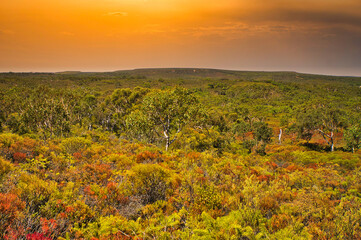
[{"xmin": 1, "ymin": 0, "xmax": 361, "ymax": 76}]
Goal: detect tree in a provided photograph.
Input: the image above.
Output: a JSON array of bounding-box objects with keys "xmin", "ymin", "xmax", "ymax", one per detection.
[
  {"xmin": 103, "ymin": 88, "xmax": 148, "ymax": 134},
  {"xmin": 296, "ymin": 110, "xmax": 319, "ymax": 142},
  {"xmin": 345, "ymin": 125, "xmax": 361, "ymax": 153},
  {"xmin": 253, "ymin": 121, "xmax": 273, "ymax": 155},
  {"xmin": 128, "ymin": 88, "xmax": 201, "ymax": 151},
  {"xmin": 316, "ymin": 108, "xmax": 344, "ymax": 152},
  {"xmin": 21, "ymin": 98, "xmax": 71, "ymax": 139},
  {"xmin": 126, "ymin": 110, "xmax": 155, "ymax": 143},
  {"xmin": 297, "ymin": 107, "xmax": 344, "ymax": 151}
]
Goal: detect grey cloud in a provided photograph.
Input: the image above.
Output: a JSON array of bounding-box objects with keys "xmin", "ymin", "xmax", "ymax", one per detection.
[
  {"xmin": 267, "ymin": 9, "xmax": 361, "ymax": 28},
  {"xmin": 204, "ymin": 4, "xmax": 361, "ymax": 31}
]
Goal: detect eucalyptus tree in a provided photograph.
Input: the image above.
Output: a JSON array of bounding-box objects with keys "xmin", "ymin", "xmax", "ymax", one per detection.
[
  {"xmin": 345, "ymin": 124, "xmax": 361, "ymax": 153},
  {"xmin": 103, "ymin": 87, "xmax": 148, "ymax": 134},
  {"xmin": 297, "ymin": 107, "xmax": 344, "ymax": 151},
  {"xmin": 128, "ymin": 88, "xmax": 202, "ymax": 151}
]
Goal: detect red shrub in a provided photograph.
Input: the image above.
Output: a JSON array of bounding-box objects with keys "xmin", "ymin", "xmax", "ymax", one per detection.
[
  {"xmin": 9, "ymin": 137, "xmax": 38, "ymax": 160},
  {"xmin": 257, "ymin": 174, "xmax": 273, "ymax": 182},
  {"xmin": 266, "ymin": 161, "xmax": 278, "ymax": 170},
  {"xmin": 73, "ymin": 152, "xmax": 82, "ymax": 160},
  {"xmin": 26, "ymin": 233, "xmax": 52, "ymax": 240},
  {"xmin": 40, "ymin": 218, "xmax": 57, "ymax": 235},
  {"xmin": 4, "ymin": 227, "xmax": 25, "ymax": 240},
  {"xmin": 196, "ymin": 176, "xmax": 207, "ymax": 183},
  {"xmin": 107, "ymin": 182, "xmax": 117, "ymax": 191},
  {"xmin": 12, "ymin": 152, "xmax": 27, "ymax": 163}
]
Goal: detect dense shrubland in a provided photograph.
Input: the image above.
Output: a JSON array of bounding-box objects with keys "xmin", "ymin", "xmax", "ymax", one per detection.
[{"xmin": 0, "ymin": 70, "xmax": 361, "ymax": 239}]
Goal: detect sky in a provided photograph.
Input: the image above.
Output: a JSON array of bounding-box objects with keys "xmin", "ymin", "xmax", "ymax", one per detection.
[{"xmin": 1, "ymin": 0, "xmax": 361, "ymax": 76}]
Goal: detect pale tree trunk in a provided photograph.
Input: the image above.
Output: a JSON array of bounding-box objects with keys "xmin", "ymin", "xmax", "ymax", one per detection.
[
  {"xmin": 278, "ymin": 128, "xmax": 282, "ymax": 145},
  {"xmin": 162, "ymin": 116, "xmax": 181, "ymax": 151},
  {"xmin": 163, "ymin": 128, "xmax": 181, "ymax": 152},
  {"xmin": 164, "ymin": 130, "xmax": 170, "ymax": 152},
  {"xmin": 330, "ymin": 132, "xmax": 334, "ymax": 152}
]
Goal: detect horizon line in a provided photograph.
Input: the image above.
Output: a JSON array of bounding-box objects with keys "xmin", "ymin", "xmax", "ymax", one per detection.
[{"xmin": 1, "ymin": 67, "xmax": 361, "ymax": 78}]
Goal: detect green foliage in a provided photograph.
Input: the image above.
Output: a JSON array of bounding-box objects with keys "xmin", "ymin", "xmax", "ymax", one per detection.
[
  {"xmin": 193, "ymin": 184, "xmax": 222, "ymax": 213},
  {"xmin": 0, "ymin": 157, "xmax": 13, "ymax": 180},
  {"xmin": 253, "ymin": 122, "xmax": 273, "ymax": 144},
  {"xmin": 0, "ymin": 132, "xmax": 22, "ymax": 148},
  {"xmin": 1, "ymin": 70, "xmax": 361, "ymax": 239},
  {"xmin": 73, "ymin": 215, "xmax": 140, "ymax": 239},
  {"xmin": 126, "ymin": 110, "xmax": 154, "ymax": 142},
  {"xmin": 60, "ymin": 137, "xmax": 91, "ymax": 155},
  {"xmin": 17, "ymin": 173, "xmax": 57, "ymax": 212},
  {"xmin": 129, "ymin": 87, "xmax": 202, "ymax": 151},
  {"xmin": 296, "ymin": 107, "xmax": 345, "ymax": 151},
  {"xmin": 345, "ymin": 124, "xmax": 361, "ymax": 152}
]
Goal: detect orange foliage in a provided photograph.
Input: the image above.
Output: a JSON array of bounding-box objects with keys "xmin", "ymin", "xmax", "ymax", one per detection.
[
  {"xmin": 269, "ymin": 213, "xmax": 291, "ymax": 232},
  {"xmin": 277, "ymin": 174, "xmax": 290, "ymax": 182},
  {"xmin": 8, "ymin": 138, "xmax": 38, "ymax": 161},
  {"xmin": 107, "ymin": 181, "xmax": 117, "ymax": 191},
  {"xmin": 65, "ymin": 206, "xmax": 75, "ymax": 213},
  {"xmin": 257, "ymin": 174, "xmax": 273, "ymax": 182},
  {"xmin": 136, "ymin": 151, "xmax": 160, "ymax": 163},
  {"xmin": 285, "ymin": 164, "xmax": 303, "ymax": 172},
  {"xmin": 0, "ymin": 193, "xmax": 25, "ymax": 221},
  {"xmin": 305, "ymin": 163, "xmax": 319, "ymax": 169},
  {"xmin": 106, "ymin": 182, "xmax": 130, "ymax": 205},
  {"xmin": 0, "ymin": 193, "xmax": 26, "ymax": 240},
  {"xmin": 40, "ymin": 218, "xmax": 57, "ymax": 236},
  {"xmin": 266, "ymin": 161, "xmax": 278, "ymax": 170},
  {"xmin": 83, "ymin": 163, "xmax": 112, "ymax": 184},
  {"xmin": 244, "ymin": 131, "xmax": 253, "ymax": 138},
  {"xmin": 84, "ymin": 185, "xmax": 96, "ymax": 196},
  {"xmin": 73, "ymin": 152, "xmax": 83, "ymax": 160}
]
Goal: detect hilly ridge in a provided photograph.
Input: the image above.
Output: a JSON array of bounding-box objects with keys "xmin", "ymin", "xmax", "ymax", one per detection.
[{"xmin": 1, "ymin": 68, "xmax": 360, "ymax": 90}]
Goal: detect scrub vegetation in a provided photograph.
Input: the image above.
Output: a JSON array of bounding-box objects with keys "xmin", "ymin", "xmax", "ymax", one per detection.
[{"xmin": 1, "ymin": 68, "xmax": 361, "ymax": 239}]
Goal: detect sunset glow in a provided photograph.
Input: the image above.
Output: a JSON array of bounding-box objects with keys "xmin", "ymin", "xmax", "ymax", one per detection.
[{"xmin": 1, "ymin": 0, "xmax": 361, "ymax": 75}]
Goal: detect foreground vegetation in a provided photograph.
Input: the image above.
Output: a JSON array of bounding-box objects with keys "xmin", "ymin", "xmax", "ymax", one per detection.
[{"xmin": 0, "ymin": 69, "xmax": 361, "ymax": 239}]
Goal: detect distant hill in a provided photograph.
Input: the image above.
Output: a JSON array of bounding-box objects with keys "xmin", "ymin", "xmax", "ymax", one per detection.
[
  {"xmin": 0, "ymin": 68, "xmax": 360, "ymax": 90},
  {"xmin": 114, "ymin": 68, "xmax": 251, "ymax": 79},
  {"xmin": 56, "ymin": 71, "xmax": 83, "ymax": 74}
]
